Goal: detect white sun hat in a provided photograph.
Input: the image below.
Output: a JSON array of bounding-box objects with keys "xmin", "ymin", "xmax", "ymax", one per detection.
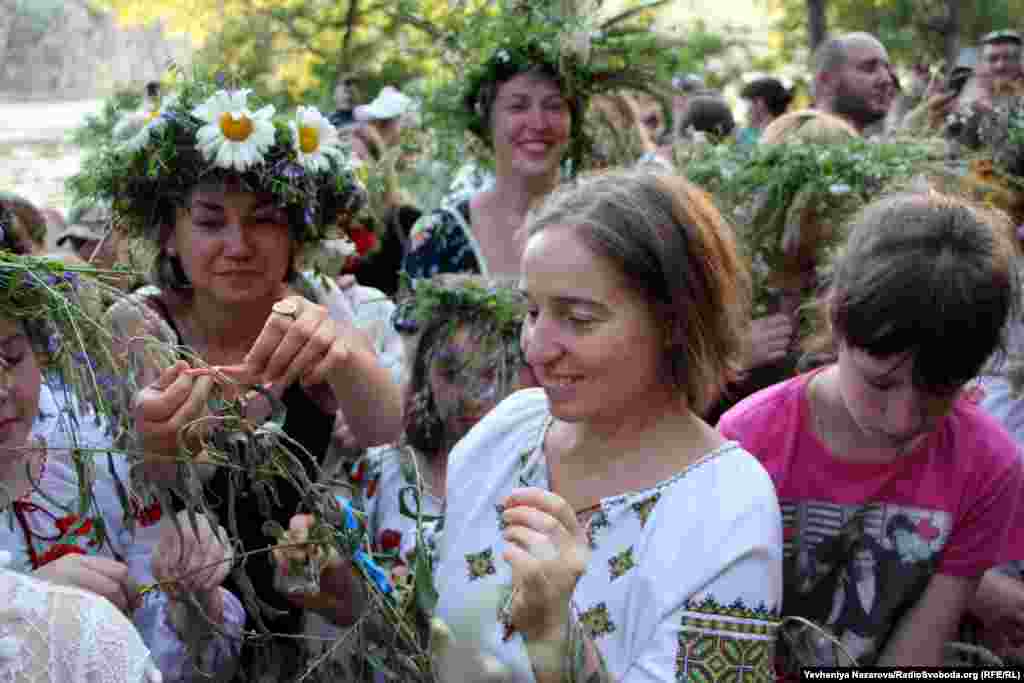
[{"xmin": 354, "ymin": 86, "xmax": 414, "ymax": 122}]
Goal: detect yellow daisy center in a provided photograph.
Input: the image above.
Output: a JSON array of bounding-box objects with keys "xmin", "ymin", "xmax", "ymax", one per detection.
[
  {"xmin": 145, "ymin": 110, "xmax": 160, "ymax": 123},
  {"xmin": 219, "ymin": 112, "xmax": 254, "ymax": 142},
  {"xmin": 298, "ymin": 124, "xmax": 320, "ymax": 154}
]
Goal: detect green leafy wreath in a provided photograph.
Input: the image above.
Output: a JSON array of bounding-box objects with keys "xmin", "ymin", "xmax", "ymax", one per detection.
[{"xmin": 670, "ymin": 136, "xmax": 946, "ymax": 315}]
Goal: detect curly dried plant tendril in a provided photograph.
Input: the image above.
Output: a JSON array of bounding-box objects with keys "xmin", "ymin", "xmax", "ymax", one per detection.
[{"xmin": 780, "ymin": 615, "xmax": 860, "ymax": 667}]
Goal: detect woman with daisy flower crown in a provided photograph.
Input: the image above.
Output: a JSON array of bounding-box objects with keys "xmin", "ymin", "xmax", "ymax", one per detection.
[{"xmin": 71, "ymin": 67, "xmax": 404, "ymax": 680}]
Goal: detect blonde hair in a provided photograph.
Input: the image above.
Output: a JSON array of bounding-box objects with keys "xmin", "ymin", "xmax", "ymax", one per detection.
[
  {"xmin": 585, "ymin": 91, "xmax": 657, "ymax": 168},
  {"xmin": 761, "ymin": 109, "xmax": 859, "ymax": 145},
  {"xmin": 526, "ymin": 168, "xmax": 751, "ymax": 414}
]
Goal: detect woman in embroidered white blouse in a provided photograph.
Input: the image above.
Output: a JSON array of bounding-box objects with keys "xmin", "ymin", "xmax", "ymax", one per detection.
[{"xmin": 432, "ymin": 169, "xmax": 784, "ymax": 682}]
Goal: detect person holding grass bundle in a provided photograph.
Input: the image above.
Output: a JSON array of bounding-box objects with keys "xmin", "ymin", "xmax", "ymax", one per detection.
[{"xmin": 72, "ymin": 67, "xmax": 404, "ymax": 680}]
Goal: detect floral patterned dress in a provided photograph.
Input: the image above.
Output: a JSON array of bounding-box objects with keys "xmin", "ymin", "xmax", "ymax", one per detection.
[
  {"xmin": 435, "ymin": 389, "xmax": 783, "ymax": 682},
  {"xmin": 402, "ymin": 199, "xmax": 488, "ymax": 279},
  {"xmin": 348, "ymin": 445, "xmax": 444, "ymax": 589},
  {"xmin": 302, "ymin": 445, "xmax": 443, "ymax": 678}
]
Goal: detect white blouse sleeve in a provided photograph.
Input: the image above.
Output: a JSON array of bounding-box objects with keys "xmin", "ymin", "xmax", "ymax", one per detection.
[
  {"xmin": 305, "ymin": 275, "xmax": 405, "ymax": 386},
  {"xmin": 0, "ymin": 562, "xmax": 162, "ymax": 683},
  {"xmin": 348, "ymin": 284, "xmax": 405, "ymax": 387},
  {"xmin": 620, "ymin": 457, "xmax": 782, "ymax": 682}
]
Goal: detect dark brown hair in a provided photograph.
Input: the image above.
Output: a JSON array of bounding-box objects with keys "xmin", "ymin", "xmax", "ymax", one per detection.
[
  {"xmin": 470, "ymin": 64, "xmax": 574, "ymax": 148},
  {"xmin": 525, "ymin": 168, "xmax": 751, "ymax": 414},
  {"xmin": 676, "ymin": 95, "xmax": 735, "ymax": 140},
  {"xmin": 740, "ymin": 77, "xmax": 794, "ymax": 118},
  {"xmin": 804, "ymin": 189, "xmax": 1020, "ymax": 392},
  {"xmin": 0, "ymin": 194, "xmax": 47, "ymax": 252}
]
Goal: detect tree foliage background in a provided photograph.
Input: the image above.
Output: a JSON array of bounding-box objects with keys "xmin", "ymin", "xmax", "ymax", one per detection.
[
  {"xmin": 89, "ymin": 0, "xmax": 754, "ymax": 108},
  {"xmin": 765, "ymin": 0, "xmax": 1024, "ymax": 68}
]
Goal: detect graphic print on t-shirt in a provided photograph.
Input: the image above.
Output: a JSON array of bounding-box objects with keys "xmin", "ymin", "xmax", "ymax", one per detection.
[{"xmin": 778, "ymin": 500, "xmax": 951, "ymax": 668}]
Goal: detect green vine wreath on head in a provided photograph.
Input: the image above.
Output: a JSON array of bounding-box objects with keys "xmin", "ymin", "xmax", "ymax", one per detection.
[
  {"xmin": 68, "ymin": 65, "xmax": 365, "ymax": 277},
  {"xmin": 393, "ymin": 271, "xmax": 526, "ymax": 345},
  {"xmin": 670, "ymin": 136, "xmax": 945, "ymax": 316},
  {"xmin": 0, "ymin": 202, "xmax": 153, "ymax": 552},
  {"xmin": 416, "ymin": 0, "xmax": 683, "ymax": 174},
  {"xmin": 0, "ymin": 204, "xmax": 137, "ymax": 433}
]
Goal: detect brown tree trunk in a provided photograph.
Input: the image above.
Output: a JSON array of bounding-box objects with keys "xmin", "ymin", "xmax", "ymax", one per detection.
[
  {"xmin": 807, "ymin": 0, "xmax": 827, "ymax": 52},
  {"xmin": 342, "ymin": 0, "xmax": 360, "ymax": 65},
  {"xmin": 943, "ymin": 0, "xmax": 960, "ymax": 69}
]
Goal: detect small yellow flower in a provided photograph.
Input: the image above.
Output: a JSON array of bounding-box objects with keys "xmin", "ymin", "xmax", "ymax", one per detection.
[
  {"xmin": 465, "ymin": 547, "xmax": 496, "ymax": 581},
  {"xmin": 289, "ymin": 106, "xmax": 345, "ymax": 173}
]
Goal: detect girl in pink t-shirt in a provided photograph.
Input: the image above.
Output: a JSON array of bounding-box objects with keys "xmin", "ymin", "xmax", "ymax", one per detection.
[{"xmin": 719, "ymin": 189, "xmax": 1024, "ymax": 670}]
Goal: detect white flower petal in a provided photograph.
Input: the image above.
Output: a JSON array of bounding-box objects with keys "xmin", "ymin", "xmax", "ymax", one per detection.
[
  {"xmin": 196, "ymin": 123, "xmax": 220, "ymax": 146},
  {"xmin": 230, "ymin": 89, "xmax": 252, "ymax": 109},
  {"xmin": 253, "ymin": 104, "xmax": 276, "ymax": 121}
]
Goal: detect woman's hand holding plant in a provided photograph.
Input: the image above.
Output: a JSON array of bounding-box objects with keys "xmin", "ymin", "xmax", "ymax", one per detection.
[{"xmin": 501, "ymin": 487, "xmax": 609, "ymax": 682}]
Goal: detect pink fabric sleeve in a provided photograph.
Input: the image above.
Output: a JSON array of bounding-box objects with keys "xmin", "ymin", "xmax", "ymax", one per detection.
[{"xmin": 937, "ymin": 407, "xmax": 1024, "ymax": 576}]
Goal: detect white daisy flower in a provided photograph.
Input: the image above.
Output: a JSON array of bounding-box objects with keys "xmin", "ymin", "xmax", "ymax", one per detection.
[
  {"xmin": 289, "ymin": 106, "xmax": 345, "ymax": 173},
  {"xmin": 193, "ymin": 89, "xmax": 276, "ymax": 172}
]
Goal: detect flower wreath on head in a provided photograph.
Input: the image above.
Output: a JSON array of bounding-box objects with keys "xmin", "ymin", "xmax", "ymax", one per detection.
[
  {"xmin": 393, "ymin": 271, "xmax": 524, "ymax": 332},
  {"xmin": 417, "ymin": 0, "xmax": 683, "ymax": 175},
  {"xmin": 0, "ymin": 203, "xmax": 137, "ymax": 433},
  {"xmin": 670, "ymin": 130, "xmax": 950, "ymax": 317},
  {"xmin": 68, "ymin": 65, "xmax": 366, "ymax": 278},
  {"xmin": 0, "ymin": 201, "xmax": 146, "ymax": 535},
  {"xmin": 392, "ymin": 272, "xmax": 526, "ymax": 372}
]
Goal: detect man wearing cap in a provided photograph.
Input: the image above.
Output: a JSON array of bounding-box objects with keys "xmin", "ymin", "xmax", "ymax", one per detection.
[
  {"xmin": 56, "ymin": 202, "xmax": 116, "ymax": 267},
  {"xmin": 811, "ymin": 32, "xmax": 896, "ymax": 133},
  {"xmin": 354, "ymin": 85, "xmax": 414, "ymax": 149},
  {"xmin": 974, "ymin": 30, "xmax": 1024, "ymax": 107}
]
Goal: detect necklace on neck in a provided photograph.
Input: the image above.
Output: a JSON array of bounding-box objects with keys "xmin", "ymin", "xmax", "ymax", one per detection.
[
  {"xmin": 0, "ymin": 440, "xmax": 48, "ymax": 512},
  {"xmin": 810, "ymin": 369, "xmax": 917, "ymax": 459}
]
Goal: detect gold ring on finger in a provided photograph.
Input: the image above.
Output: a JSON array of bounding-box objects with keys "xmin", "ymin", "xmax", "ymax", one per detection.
[{"xmin": 272, "ymin": 299, "xmax": 300, "ymax": 321}]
